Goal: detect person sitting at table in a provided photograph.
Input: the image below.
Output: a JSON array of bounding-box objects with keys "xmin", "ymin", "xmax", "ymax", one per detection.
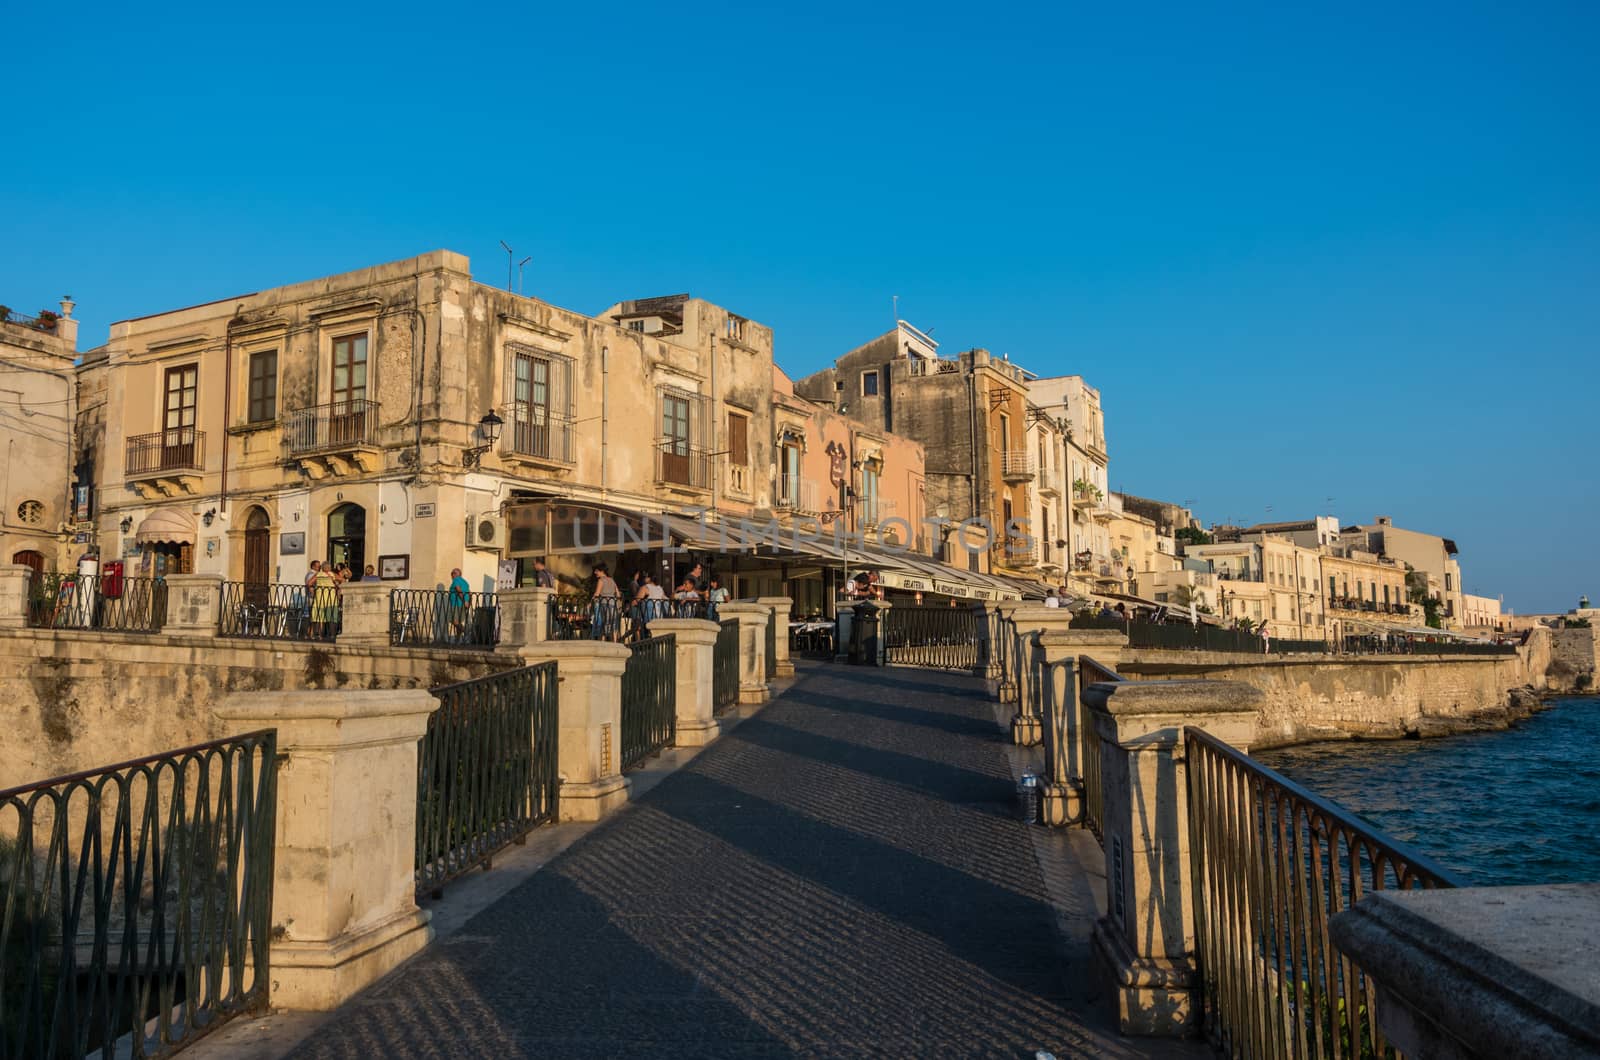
[{"xmin": 673, "ymin": 577, "xmax": 701, "ymax": 617}]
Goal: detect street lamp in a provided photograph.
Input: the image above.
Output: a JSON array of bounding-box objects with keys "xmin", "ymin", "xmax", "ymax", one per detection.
[{"xmin": 462, "ymin": 411, "xmax": 504, "ymax": 469}]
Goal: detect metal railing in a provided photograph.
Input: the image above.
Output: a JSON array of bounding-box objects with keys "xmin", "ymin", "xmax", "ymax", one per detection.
[
  {"xmin": 713, "ymin": 619, "xmax": 740, "ymax": 714},
  {"xmin": 620, "ymin": 634, "xmax": 676, "ymax": 771},
  {"xmin": 389, "ymin": 588, "xmax": 499, "ymax": 649},
  {"xmin": 775, "ymin": 474, "xmax": 819, "ymax": 513},
  {"xmin": 0, "ymin": 731, "xmax": 278, "ymax": 1059},
  {"xmin": 1036, "ymin": 465, "xmax": 1058, "ymax": 492},
  {"xmin": 547, "ymin": 595, "xmax": 703, "ymax": 642},
  {"xmin": 503, "ymin": 411, "xmax": 574, "ymax": 465},
  {"xmin": 0, "ymin": 307, "xmax": 56, "ymax": 332},
  {"xmin": 126, "ymin": 428, "xmax": 205, "ymax": 476},
  {"xmin": 1186, "ymin": 727, "xmax": 1460, "ymax": 1059},
  {"xmin": 1001, "ymin": 451, "xmax": 1035, "ymax": 479},
  {"xmin": 217, "ymin": 582, "xmax": 337, "ymax": 641},
  {"xmin": 283, "ymin": 399, "xmax": 380, "ymax": 455},
  {"xmin": 1125, "ymin": 620, "xmax": 1331, "ymax": 655},
  {"xmin": 1076, "ymin": 656, "xmax": 1122, "ymax": 841},
  {"xmin": 416, "ymin": 663, "xmax": 559, "ymax": 898},
  {"xmin": 654, "ymin": 441, "xmax": 712, "ymax": 490},
  {"xmin": 26, "ymin": 572, "xmax": 168, "ymax": 633},
  {"xmin": 882, "ymin": 605, "xmax": 981, "ymax": 670}
]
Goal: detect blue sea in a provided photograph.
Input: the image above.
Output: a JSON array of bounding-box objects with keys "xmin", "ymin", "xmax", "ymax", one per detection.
[{"xmin": 1255, "ymin": 696, "xmax": 1600, "ymax": 887}]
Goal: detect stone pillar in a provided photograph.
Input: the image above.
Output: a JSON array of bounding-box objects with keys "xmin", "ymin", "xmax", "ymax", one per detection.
[
  {"xmin": 161, "ymin": 573, "xmax": 224, "ymax": 635},
  {"xmin": 213, "ymin": 689, "xmax": 439, "ymax": 1011},
  {"xmin": 1085, "ymin": 679, "xmax": 1262, "ymax": 1036},
  {"xmin": 498, "ymin": 586, "xmax": 554, "ymax": 648},
  {"xmin": 1330, "ymin": 884, "xmax": 1600, "ymax": 1060},
  {"xmin": 0, "ymin": 563, "xmax": 31, "ymax": 628},
  {"xmin": 1007, "ymin": 604, "xmax": 1083, "ymax": 746},
  {"xmin": 648, "ymin": 617, "xmax": 720, "ymax": 747},
  {"xmin": 716, "ymin": 602, "xmax": 771, "ymax": 704},
  {"xmin": 517, "ymin": 640, "xmax": 632, "ymax": 820},
  {"xmin": 755, "ymin": 595, "xmax": 795, "ymax": 677},
  {"xmin": 338, "ymin": 582, "xmax": 392, "ymax": 647},
  {"xmin": 1035, "ymin": 628, "xmax": 1127, "ymax": 827}
]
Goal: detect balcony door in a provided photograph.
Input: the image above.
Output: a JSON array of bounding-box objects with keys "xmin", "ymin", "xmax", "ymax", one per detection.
[
  {"xmin": 661, "ymin": 392, "xmax": 691, "ymax": 485},
  {"xmin": 163, "ymin": 365, "xmax": 197, "ymax": 469},
  {"xmin": 512, "ymin": 352, "xmax": 550, "ymax": 458},
  {"xmin": 330, "ymin": 334, "xmax": 368, "ymax": 445}
]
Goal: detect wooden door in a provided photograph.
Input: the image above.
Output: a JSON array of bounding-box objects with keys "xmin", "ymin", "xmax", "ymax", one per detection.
[
  {"xmin": 661, "ymin": 393, "xmax": 690, "ymax": 484},
  {"xmin": 244, "ymin": 507, "xmax": 271, "ymax": 604}
]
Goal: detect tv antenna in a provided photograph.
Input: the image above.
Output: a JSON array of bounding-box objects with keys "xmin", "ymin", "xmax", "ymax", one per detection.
[
  {"xmin": 498, "ymin": 240, "xmax": 518, "ymax": 292},
  {"xmin": 517, "ymin": 256, "xmax": 532, "ymax": 294}
]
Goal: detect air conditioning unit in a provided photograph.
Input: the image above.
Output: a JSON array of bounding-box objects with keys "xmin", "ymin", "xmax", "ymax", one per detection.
[{"xmin": 467, "ymin": 512, "xmax": 505, "ymax": 551}]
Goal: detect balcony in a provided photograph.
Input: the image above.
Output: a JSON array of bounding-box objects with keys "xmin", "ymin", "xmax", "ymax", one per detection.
[
  {"xmin": 858, "ymin": 495, "xmax": 898, "ymax": 529},
  {"xmin": 1072, "ymin": 483, "xmax": 1100, "ymax": 509},
  {"xmin": 1036, "ymin": 465, "xmax": 1060, "ymax": 495},
  {"xmin": 501, "ymin": 411, "xmax": 574, "ymax": 472},
  {"xmin": 1001, "ymin": 451, "xmax": 1035, "ymax": 484},
  {"xmin": 284, "ymin": 400, "xmax": 381, "ymax": 479},
  {"xmin": 126, "ymin": 428, "xmax": 205, "ymax": 499},
  {"xmin": 655, "ymin": 440, "xmax": 712, "ymax": 493},
  {"xmin": 991, "ymin": 537, "xmax": 1037, "ymax": 568},
  {"xmin": 775, "ymin": 474, "xmax": 820, "ymax": 515}
]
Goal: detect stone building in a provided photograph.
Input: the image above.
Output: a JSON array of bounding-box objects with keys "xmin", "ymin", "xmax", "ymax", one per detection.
[
  {"xmin": 792, "ymin": 321, "xmax": 1047, "ymax": 585},
  {"xmin": 1343, "ymin": 515, "xmax": 1465, "ymax": 629},
  {"xmin": 1460, "ymin": 592, "xmax": 1503, "ymax": 632},
  {"xmin": 74, "ymin": 252, "xmax": 780, "ymax": 593},
  {"xmin": 1030, "ymin": 375, "xmax": 1113, "ymax": 595},
  {"xmin": 1320, "ymin": 546, "xmax": 1413, "ymax": 642},
  {"xmin": 1, "ymin": 298, "xmax": 80, "ymax": 575}
]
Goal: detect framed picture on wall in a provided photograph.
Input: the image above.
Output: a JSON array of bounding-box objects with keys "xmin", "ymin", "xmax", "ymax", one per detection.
[
  {"xmin": 280, "ymin": 532, "xmax": 306, "ymax": 556},
  {"xmin": 379, "ymin": 554, "xmax": 409, "ymax": 581}
]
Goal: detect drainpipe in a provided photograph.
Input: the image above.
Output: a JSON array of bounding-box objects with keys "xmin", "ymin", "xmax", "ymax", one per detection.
[
  {"xmin": 600, "ymin": 343, "xmax": 608, "ymax": 494},
  {"xmin": 708, "ymin": 333, "xmax": 717, "ymax": 518},
  {"xmin": 965, "ymin": 361, "xmax": 980, "ymax": 560}
]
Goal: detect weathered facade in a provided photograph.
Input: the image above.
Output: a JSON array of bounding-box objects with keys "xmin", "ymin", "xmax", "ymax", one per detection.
[
  {"xmin": 1, "ymin": 299, "xmax": 80, "ymax": 574},
  {"xmin": 75, "ymin": 252, "xmax": 794, "ymax": 594}
]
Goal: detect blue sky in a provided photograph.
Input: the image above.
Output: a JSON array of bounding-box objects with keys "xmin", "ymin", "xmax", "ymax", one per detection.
[{"xmin": 3, "ymin": 2, "xmax": 1595, "ymax": 613}]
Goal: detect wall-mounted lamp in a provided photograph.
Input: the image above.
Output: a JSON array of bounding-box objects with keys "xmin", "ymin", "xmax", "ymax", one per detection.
[
  {"xmin": 202, "ymin": 508, "xmax": 217, "ymax": 527},
  {"xmin": 462, "ymin": 410, "xmax": 504, "ymax": 468},
  {"xmin": 120, "ymin": 516, "xmax": 134, "ymax": 533}
]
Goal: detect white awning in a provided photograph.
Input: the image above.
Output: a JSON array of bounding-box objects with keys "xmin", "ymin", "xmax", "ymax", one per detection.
[{"xmin": 135, "ymin": 507, "xmax": 196, "ymax": 546}]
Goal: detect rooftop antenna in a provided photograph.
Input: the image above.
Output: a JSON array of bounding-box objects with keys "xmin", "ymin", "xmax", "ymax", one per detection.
[
  {"xmin": 516, "ymin": 256, "xmax": 532, "ymax": 294},
  {"xmin": 892, "ymin": 294, "xmax": 899, "ymax": 322},
  {"xmin": 499, "ymin": 240, "xmax": 516, "ymax": 291}
]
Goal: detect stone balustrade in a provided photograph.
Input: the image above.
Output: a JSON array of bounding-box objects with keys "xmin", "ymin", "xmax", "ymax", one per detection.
[
  {"xmin": 517, "ymin": 640, "xmax": 633, "ymax": 821},
  {"xmin": 648, "ymin": 616, "xmax": 722, "ymax": 747},
  {"xmin": 1033, "ymin": 628, "xmax": 1126, "ymax": 826},
  {"xmin": 755, "ymin": 595, "xmax": 795, "ymax": 677},
  {"xmin": 0, "ymin": 563, "xmax": 31, "ymax": 628},
  {"xmin": 716, "ymin": 602, "xmax": 772, "ymax": 704}
]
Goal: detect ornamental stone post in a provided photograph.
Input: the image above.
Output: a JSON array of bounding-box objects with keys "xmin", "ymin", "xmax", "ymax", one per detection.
[
  {"xmin": 755, "ymin": 595, "xmax": 795, "ymax": 677},
  {"xmin": 715, "ymin": 602, "xmax": 771, "ymax": 704},
  {"xmin": 517, "ymin": 640, "xmax": 633, "ymax": 821},
  {"xmin": 213, "ymin": 689, "xmax": 440, "ymax": 1011},
  {"xmin": 161, "ymin": 573, "xmax": 223, "ymax": 635},
  {"xmin": 337, "ymin": 582, "xmax": 392, "ymax": 647},
  {"xmin": 0, "ymin": 563, "xmax": 32, "ymax": 628},
  {"xmin": 992, "ymin": 601, "xmax": 1021, "ymax": 704},
  {"xmin": 498, "ymin": 586, "xmax": 554, "ymax": 648},
  {"xmin": 1085, "ymin": 678, "xmax": 1261, "ymax": 1036},
  {"xmin": 647, "ymin": 617, "xmax": 721, "ymax": 747},
  {"xmin": 1006, "ymin": 604, "xmax": 1084, "ymax": 746},
  {"xmin": 1035, "ymin": 628, "xmax": 1127, "ymax": 827}
]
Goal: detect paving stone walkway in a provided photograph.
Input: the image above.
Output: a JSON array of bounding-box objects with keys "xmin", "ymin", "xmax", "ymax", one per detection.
[{"xmin": 289, "ymin": 663, "xmax": 1188, "ymax": 1058}]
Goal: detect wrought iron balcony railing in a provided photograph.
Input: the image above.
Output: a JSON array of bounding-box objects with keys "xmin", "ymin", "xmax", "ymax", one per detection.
[
  {"xmin": 126, "ymin": 427, "xmax": 205, "ymax": 475},
  {"xmin": 776, "ymin": 474, "xmax": 819, "ymax": 513},
  {"xmin": 1001, "ymin": 451, "xmax": 1035, "ymax": 481},
  {"xmin": 655, "ymin": 440, "xmax": 712, "ymax": 490},
  {"xmin": 284, "ymin": 399, "xmax": 380, "ymax": 456}
]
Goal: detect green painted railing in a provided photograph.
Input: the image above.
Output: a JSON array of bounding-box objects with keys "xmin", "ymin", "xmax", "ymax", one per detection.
[
  {"xmin": 0, "ymin": 731, "xmax": 278, "ymax": 1059},
  {"xmin": 621, "ymin": 634, "xmax": 676, "ymax": 770},
  {"xmin": 390, "ymin": 588, "xmax": 499, "ymax": 649},
  {"xmin": 416, "ymin": 663, "xmax": 559, "ymax": 898},
  {"xmin": 713, "ymin": 619, "xmax": 740, "ymax": 714},
  {"xmin": 1186, "ymin": 728, "xmax": 1460, "ymax": 1059},
  {"xmin": 882, "ymin": 605, "xmax": 982, "ymax": 670},
  {"xmin": 25, "ymin": 572, "xmax": 168, "ymax": 634}
]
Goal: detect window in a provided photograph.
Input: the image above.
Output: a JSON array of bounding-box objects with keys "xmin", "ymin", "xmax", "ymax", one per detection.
[
  {"xmin": 331, "ymin": 334, "xmax": 368, "ymax": 406},
  {"xmin": 1329, "ymin": 575, "xmax": 1336, "ymax": 600},
  {"xmin": 861, "ymin": 465, "xmax": 879, "ymax": 525},
  {"xmin": 16, "ymin": 500, "xmax": 42, "ymax": 525},
  {"xmin": 727, "ymin": 412, "xmax": 749, "ymax": 466},
  {"xmin": 247, "ymin": 350, "xmax": 277, "ymax": 423},
  {"xmin": 778, "ymin": 442, "xmax": 801, "ymax": 507},
  {"xmin": 506, "ymin": 346, "xmax": 573, "ymax": 462},
  {"xmin": 656, "ymin": 386, "xmax": 709, "ymax": 488},
  {"xmin": 861, "ymin": 370, "xmax": 879, "ymax": 397},
  {"xmin": 163, "ymin": 364, "xmax": 198, "ymax": 468},
  {"xmin": 628, "ymin": 319, "xmax": 646, "ymax": 332}
]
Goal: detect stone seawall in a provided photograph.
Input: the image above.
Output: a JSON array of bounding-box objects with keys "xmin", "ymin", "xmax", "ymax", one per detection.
[
  {"xmin": 1116, "ymin": 649, "xmax": 1546, "ymax": 750},
  {"xmin": 0, "ymin": 629, "xmax": 518, "ymax": 788}
]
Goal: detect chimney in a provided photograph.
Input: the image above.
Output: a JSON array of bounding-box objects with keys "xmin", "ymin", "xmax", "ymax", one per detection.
[
  {"xmin": 57, "ymin": 295, "xmax": 78, "ymax": 352},
  {"xmin": 1376, "ymin": 515, "xmax": 1392, "ymax": 526}
]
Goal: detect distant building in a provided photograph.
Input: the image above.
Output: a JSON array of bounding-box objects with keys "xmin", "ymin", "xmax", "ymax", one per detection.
[
  {"xmin": 1342, "ymin": 516, "xmax": 1464, "ymax": 629},
  {"xmin": 1, "ymin": 297, "xmax": 80, "ymax": 575}
]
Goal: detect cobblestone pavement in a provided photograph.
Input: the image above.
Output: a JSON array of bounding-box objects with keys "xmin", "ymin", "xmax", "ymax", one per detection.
[{"xmin": 289, "ymin": 663, "xmax": 1180, "ymax": 1058}]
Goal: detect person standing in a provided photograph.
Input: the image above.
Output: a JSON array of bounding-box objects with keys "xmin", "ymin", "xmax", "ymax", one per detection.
[
  {"xmin": 707, "ymin": 575, "xmax": 728, "ymax": 621},
  {"xmin": 448, "ymin": 567, "xmax": 471, "ymax": 642},
  {"xmin": 1044, "ymin": 588, "xmax": 1060, "ymax": 609},
  {"xmin": 532, "ymin": 557, "xmax": 555, "ymax": 589},
  {"xmin": 309, "ymin": 562, "xmax": 338, "ymax": 640},
  {"xmin": 361, "ymin": 564, "xmax": 381, "ymax": 583},
  {"xmin": 592, "ymin": 563, "xmax": 620, "ymax": 640},
  {"xmin": 1259, "ymin": 621, "xmax": 1272, "ymax": 654}
]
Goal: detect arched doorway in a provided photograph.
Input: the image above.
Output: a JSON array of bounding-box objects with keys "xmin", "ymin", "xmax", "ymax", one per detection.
[
  {"xmin": 327, "ymin": 504, "xmax": 366, "ymax": 574},
  {"xmin": 12, "ymin": 549, "xmax": 44, "ymax": 577},
  {"xmin": 244, "ymin": 507, "xmax": 272, "ymax": 584}
]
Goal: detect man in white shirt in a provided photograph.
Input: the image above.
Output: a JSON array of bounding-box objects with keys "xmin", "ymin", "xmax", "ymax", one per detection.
[{"xmin": 1044, "ymin": 588, "xmax": 1060, "ymax": 608}]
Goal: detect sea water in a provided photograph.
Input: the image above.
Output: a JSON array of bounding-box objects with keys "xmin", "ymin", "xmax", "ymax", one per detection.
[{"xmin": 1255, "ymin": 696, "xmax": 1600, "ymax": 886}]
